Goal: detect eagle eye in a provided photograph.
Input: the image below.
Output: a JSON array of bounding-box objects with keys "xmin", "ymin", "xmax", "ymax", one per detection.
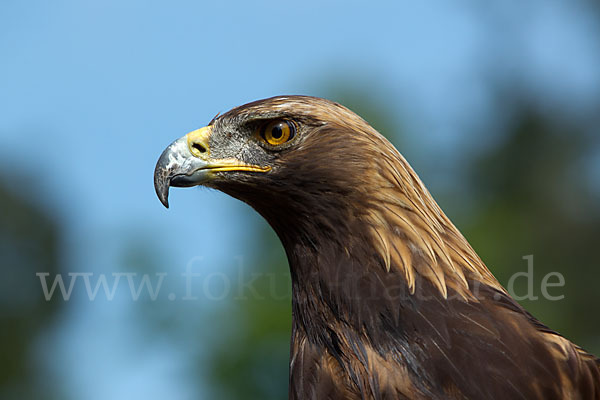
[{"xmin": 259, "ymin": 120, "xmax": 296, "ymax": 146}]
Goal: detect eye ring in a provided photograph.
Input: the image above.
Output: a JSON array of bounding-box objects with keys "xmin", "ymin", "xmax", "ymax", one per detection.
[{"xmin": 259, "ymin": 120, "xmax": 296, "ymax": 146}]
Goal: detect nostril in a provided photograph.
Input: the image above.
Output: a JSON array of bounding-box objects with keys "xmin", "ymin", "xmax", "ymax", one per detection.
[{"xmin": 192, "ymin": 143, "xmax": 207, "ymax": 154}]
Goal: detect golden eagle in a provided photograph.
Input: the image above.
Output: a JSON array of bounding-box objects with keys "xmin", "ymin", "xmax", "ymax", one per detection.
[{"xmin": 154, "ymin": 96, "xmax": 599, "ymax": 399}]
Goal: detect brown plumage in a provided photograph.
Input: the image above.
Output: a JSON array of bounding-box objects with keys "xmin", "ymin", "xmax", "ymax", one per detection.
[{"xmin": 154, "ymin": 96, "xmax": 600, "ymax": 399}]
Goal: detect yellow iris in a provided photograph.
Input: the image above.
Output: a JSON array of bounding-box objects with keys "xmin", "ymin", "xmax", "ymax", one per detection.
[{"xmin": 261, "ymin": 120, "xmax": 295, "ymax": 146}]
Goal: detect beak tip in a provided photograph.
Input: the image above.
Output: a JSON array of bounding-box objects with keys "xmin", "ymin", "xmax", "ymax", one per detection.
[
  {"xmin": 154, "ymin": 165, "xmax": 171, "ymax": 210},
  {"xmin": 160, "ymin": 196, "xmax": 170, "ymax": 209},
  {"xmin": 154, "ymin": 178, "xmax": 171, "ymax": 209}
]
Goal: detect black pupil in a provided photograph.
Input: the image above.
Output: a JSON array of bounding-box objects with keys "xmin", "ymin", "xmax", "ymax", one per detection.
[{"xmin": 271, "ymin": 124, "xmax": 284, "ymax": 139}]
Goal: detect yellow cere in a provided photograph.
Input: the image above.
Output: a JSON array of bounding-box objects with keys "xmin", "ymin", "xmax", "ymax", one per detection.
[{"xmin": 186, "ymin": 126, "xmax": 213, "ymax": 157}]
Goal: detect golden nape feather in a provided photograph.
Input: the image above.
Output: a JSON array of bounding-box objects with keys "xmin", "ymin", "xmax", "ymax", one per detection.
[{"xmin": 154, "ymin": 95, "xmax": 600, "ymax": 399}]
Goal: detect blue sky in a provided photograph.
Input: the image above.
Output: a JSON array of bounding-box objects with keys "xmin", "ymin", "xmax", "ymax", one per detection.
[{"xmin": 1, "ymin": 1, "xmax": 599, "ymax": 399}]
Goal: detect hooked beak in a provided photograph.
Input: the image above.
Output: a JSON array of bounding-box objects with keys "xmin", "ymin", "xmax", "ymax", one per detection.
[{"xmin": 153, "ymin": 126, "xmax": 270, "ymax": 208}]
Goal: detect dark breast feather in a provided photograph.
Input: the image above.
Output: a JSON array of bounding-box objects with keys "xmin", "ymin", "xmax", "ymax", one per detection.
[{"xmin": 289, "ymin": 270, "xmax": 600, "ymax": 399}]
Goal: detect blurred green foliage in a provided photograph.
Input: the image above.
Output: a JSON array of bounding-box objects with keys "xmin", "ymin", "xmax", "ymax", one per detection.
[
  {"xmin": 461, "ymin": 98, "xmax": 600, "ymax": 353},
  {"xmin": 204, "ymin": 224, "xmax": 290, "ymax": 399},
  {"xmin": 0, "ymin": 180, "xmax": 63, "ymax": 399}
]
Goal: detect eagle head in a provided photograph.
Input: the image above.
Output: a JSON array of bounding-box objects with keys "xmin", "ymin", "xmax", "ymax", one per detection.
[{"xmin": 154, "ymin": 95, "xmax": 396, "ymax": 243}]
